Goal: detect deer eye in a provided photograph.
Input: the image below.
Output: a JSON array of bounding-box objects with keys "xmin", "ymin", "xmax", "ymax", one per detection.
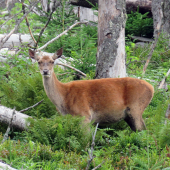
[
  {"xmin": 50, "ymin": 61, "xmax": 54, "ymax": 64},
  {"xmin": 38, "ymin": 61, "xmax": 42, "ymax": 64}
]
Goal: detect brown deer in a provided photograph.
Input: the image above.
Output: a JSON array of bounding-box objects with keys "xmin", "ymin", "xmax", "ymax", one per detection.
[{"xmin": 29, "ymin": 48, "xmax": 154, "ymax": 131}]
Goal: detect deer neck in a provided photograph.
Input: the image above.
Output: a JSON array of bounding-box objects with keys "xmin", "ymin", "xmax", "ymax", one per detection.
[{"xmin": 42, "ymin": 71, "xmax": 66, "ymax": 114}]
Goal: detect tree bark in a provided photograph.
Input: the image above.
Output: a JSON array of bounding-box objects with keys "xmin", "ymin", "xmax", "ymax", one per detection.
[
  {"xmin": 95, "ymin": 0, "xmax": 126, "ymax": 78},
  {"xmin": 151, "ymin": 0, "xmax": 163, "ymax": 37},
  {"xmin": 152, "ymin": 0, "xmax": 170, "ymax": 38},
  {"xmin": 162, "ymin": 0, "xmax": 170, "ymax": 44},
  {"xmin": 0, "ymin": 105, "xmax": 30, "ymax": 131}
]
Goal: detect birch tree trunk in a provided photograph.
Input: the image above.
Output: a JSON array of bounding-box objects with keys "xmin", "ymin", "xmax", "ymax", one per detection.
[
  {"xmin": 95, "ymin": 0, "xmax": 126, "ymax": 78},
  {"xmin": 0, "ymin": 105, "xmax": 30, "ymax": 130},
  {"xmin": 41, "ymin": 0, "xmax": 61, "ymax": 12}
]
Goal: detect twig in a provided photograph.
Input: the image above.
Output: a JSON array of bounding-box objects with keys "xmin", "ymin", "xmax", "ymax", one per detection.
[
  {"xmin": 86, "ymin": 123, "xmax": 99, "ymax": 170},
  {"xmin": 56, "ymin": 62, "xmax": 86, "ymax": 77},
  {"xmin": 142, "ymin": 2, "xmax": 163, "ymax": 75},
  {"xmin": 92, "ymin": 161, "xmax": 105, "ymax": 170},
  {"xmin": 18, "ymin": 0, "xmax": 45, "ymax": 17},
  {"xmin": 21, "ymin": 1, "xmax": 37, "ymax": 44},
  {"xmin": 37, "ymin": 21, "xmax": 88, "ymax": 51},
  {"xmin": 158, "ymin": 68, "xmax": 170, "ymax": 89},
  {"xmin": 126, "ymin": 60, "xmax": 159, "ymax": 67},
  {"xmin": 142, "ymin": 34, "xmax": 160, "ymax": 75},
  {"xmin": 0, "ymin": 1, "xmax": 38, "ymax": 49},
  {"xmin": 34, "ymin": 1, "xmax": 59, "ymax": 48},
  {"xmin": 1, "ymin": 107, "xmax": 16, "ymax": 144},
  {"xmin": 19, "ymin": 100, "xmax": 44, "ymax": 113},
  {"xmin": 57, "ymin": 72, "xmax": 73, "ymax": 76},
  {"xmin": 0, "ymin": 10, "xmax": 23, "ymax": 28}
]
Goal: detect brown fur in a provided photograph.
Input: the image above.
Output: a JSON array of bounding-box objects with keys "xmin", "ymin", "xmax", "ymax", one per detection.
[{"xmin": 29, "ymin": 48, "xmax": 154, "ymax": 131}]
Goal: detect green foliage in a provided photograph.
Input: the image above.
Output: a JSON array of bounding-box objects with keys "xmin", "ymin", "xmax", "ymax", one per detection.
[
  {"xmin": 126, "ymin": 9, "xmax": 153, "ymax": 37},
  {"xmin": 126, "ymin": 33, "xmax": 170, "ymax": 80},
  {"xmin": 1, "ymin": 1, "xmax": 170, "ymax": 170},
  {"xmin": 26, "ymin": 115, "xmax": 91, "ymax": 153},
  {"xmin": 159, "ymin": 121, "xmax": 170, "ymax": 148},
  {"xmin": 32, "ymin": 1, "xmax": 97, "ymax": 75},
  {"xmin": 0, "ymin": 52, "xmax": 56, "ymax": 118}
]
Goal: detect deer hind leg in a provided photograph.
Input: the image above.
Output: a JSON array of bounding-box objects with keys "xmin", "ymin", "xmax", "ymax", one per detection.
[{"xmin": 124, "ymin": 107, "xmax": 146, "ymax": 131}]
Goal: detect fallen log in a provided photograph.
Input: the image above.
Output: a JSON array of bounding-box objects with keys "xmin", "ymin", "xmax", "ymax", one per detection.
[
  {"xmin": 0, "ymin": 162, "xmax": 17, "ymax": 170},
  {"xmin": 70, "ymin": 0, "xmax": 152, "ymax": 14},
  {"xmin": 0, "ymin": 105, "xmax": 30, "ymax": 131}
]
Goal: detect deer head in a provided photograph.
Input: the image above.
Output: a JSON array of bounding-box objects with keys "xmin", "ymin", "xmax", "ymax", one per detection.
[{"xmin": 29, "ymin": 48, "xmax": 63, "ymax": 77}]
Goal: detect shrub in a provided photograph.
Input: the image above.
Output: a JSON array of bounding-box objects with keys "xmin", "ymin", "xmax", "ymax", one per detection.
[{"xmin": 126, "ymin": 9, "xmax": 153, "ymax": 37}]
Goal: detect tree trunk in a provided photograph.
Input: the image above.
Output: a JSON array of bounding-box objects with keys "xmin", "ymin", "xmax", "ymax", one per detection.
[
  {"xmin": 151, "ymin": 0, "xmax": 163, "ymax": 37},
  {"xmin": 95, "ymin": 0, "xmax": 126, "ymax": 78},
  {"xmin": 152, "ymin": 0, "xmax": 170, "ymax": 38},
  {"xmin": 0, "ymin": 105, "xmax": 30, "ymax": 130},
  {"xmin": 162, "ymin": 0, "xmax": 170, "ymax": 44}
]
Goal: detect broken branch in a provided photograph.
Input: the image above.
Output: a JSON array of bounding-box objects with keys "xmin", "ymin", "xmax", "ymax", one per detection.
[
  {"xmin": 86, "ymin": 123, "xmax": 99, "ymax": 170},
  {"xmin": 21, "ymin": 0, "xmax": 37, "ymax": 44},
  {"xmin": 56, "ymin": 62, "xmax": 87, "ymax": 77},
  {"xmin": 37, "ymin": 21, "xmax": 88, "ymax": 51},
  {"xmin": 158, "ymin": 68, "xmax": 170, "ymax": 89},
  {"xmin": 19, "ymin": 100, "xmax": 44, "ymax": 113},
  {"xmin": 35, "ymin": 1, "xmax": 60, "ymax": 48},
  {"xmin": 0, "ymin": 1, "xmax": 38, "ymax": 49}
]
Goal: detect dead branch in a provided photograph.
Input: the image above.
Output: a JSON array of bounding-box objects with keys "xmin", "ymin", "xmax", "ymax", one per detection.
[
  {"xmin": 56, "ymin": 62, "xmax": 87, "ymax": 77},
  {"xmin": 142, "ymin": 0, "xmax": 163, "ymax": 75},
  {"xmin": 126, "ymin": 60, "xmax": 159, "ymax": 67},
  {"xmin": 1, "ymin": 107, "xmax": 16, "ymax": 144},
  {"xmin": 92, "ymin": 161, "xmax": 105, "ymax": 170},
  {"xmin": 0, "ymin": 1, "xmax": 39, "ymax": 49},
  {"xmin": 18, "ymin": 0, "xmax": 45, "ymax": 17},
  {"xmin": 0, "ymin": 10, "xmax": 23, "ymax": 28},
  {"xmin": 19, "ymin": 100, "xmax": 44, "ymax": 113},
  {"xmin": 34, "ymin": 1, "xmax": 60, "ymax": 48},
  {"xmin": 86, "ymin": 123, "xmax": 99, "ymax": 170},
  {"xmin": 57, "ymin": 72, "xmax": 73, "ymax": 76},
  {"xmin": 37, "ymin": 21, "xmax": 88, "ymax": 51},
  {"xmin": 142, "ymin": 35, "xmax": 160, "ymax": 75},
  {"xmin": 21, "ymin": 1, "xmax": 37, "ymax": 44},
  {"xmin": 158, "ymin": 68, "xmax": 170, "ymax": 89}
]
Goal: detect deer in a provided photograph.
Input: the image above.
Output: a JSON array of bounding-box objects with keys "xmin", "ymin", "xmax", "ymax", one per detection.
[{"xmin": 29, "ymin": 48, "xmax": 154, "ymax": 131}]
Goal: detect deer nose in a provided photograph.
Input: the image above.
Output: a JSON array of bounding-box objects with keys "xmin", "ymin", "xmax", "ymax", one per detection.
[{"xmin": 43, "ymin": 69, "xmax": 48, "ymax": 75}]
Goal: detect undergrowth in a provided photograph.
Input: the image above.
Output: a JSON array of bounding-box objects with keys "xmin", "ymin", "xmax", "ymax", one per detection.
[{"xmin": 0, "ymin": 2, "xmax": 170, "ymax": 170}]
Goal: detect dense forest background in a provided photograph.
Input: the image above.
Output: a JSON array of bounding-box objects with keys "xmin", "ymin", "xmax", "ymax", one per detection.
[{"xmin": 0, "ymin": 0, "xmax": 170, "ymax": 169}]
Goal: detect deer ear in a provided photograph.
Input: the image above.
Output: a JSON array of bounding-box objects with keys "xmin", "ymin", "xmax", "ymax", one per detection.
[
  {"xmin": 29, "ymin": 49, "xmax": 35, "ymax": 58},
  {"xmin": 28, "ymin": 49, "xmax": 40, "ymax": 60},
  {"xmin": 52, "ymin": 48, "xmax": 63, "ymax": 60}
]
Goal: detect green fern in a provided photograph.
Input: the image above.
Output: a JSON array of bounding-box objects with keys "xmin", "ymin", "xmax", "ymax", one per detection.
[{"xmin": 26, "ymin": 115, "xmax": 91, "ymax": 153}]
